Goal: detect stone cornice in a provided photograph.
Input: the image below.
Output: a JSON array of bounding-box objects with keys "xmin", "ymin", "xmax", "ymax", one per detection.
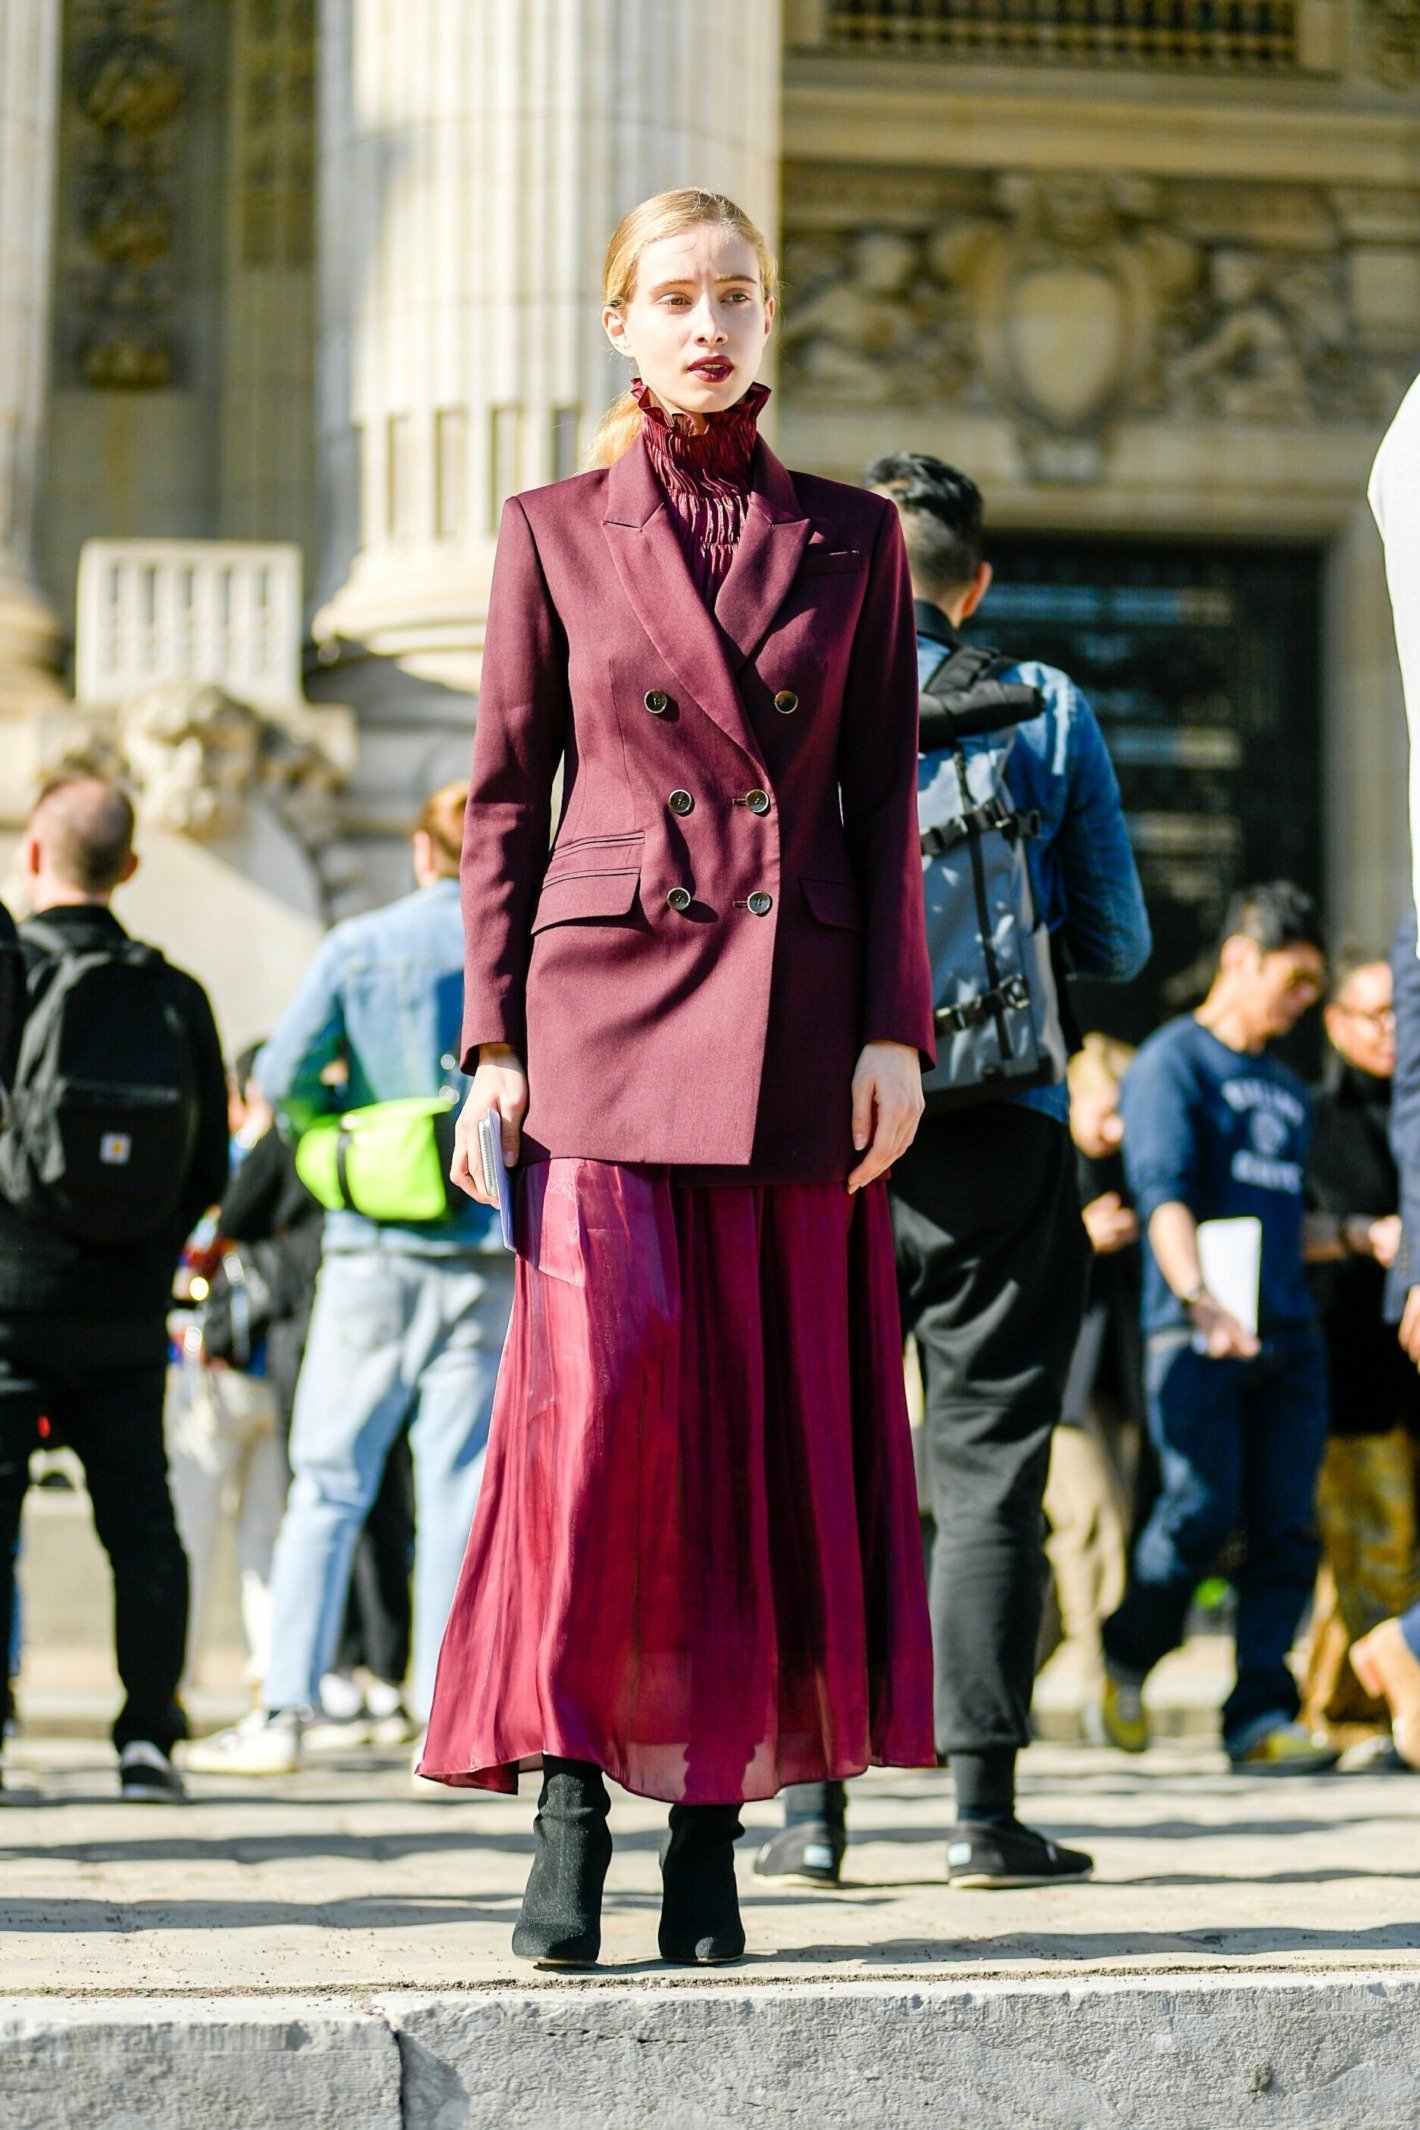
[{"xmin": 784, "ymin": 66, "xmax": 1420, "ymax": 188}]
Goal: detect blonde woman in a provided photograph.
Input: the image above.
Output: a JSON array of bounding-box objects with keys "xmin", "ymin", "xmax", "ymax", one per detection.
[{"xmin": 419, "ymin": 190, "xmax": 936, "ymax": 1966}]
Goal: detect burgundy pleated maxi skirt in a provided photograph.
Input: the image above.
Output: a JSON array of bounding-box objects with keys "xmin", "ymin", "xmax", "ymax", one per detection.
[{"xmin": 418, "ymin": 1159, "xmax": 935, "ymax": 1805}]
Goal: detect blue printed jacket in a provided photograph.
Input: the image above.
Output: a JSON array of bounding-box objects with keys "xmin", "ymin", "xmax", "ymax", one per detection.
[
  {"xmin": 256, "ymin": 878, "xmax": 499, "ymax": 1255},
  {"xmin": 917, "ymin": 601, "xmax": 1152, "ymax": 1120}
]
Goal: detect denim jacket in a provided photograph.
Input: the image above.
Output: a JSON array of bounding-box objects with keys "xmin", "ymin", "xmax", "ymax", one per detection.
[
  {"xmin": 917, "ymin": 603, "xmax": 1151, "ymax": 1121},
  {"xmin": 257, "ymin": 878, "xmax": 499, "ymax": 1255}
]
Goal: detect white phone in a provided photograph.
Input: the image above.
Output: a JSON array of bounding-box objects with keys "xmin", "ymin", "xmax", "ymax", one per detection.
[{"xmin": 477, "ymin": 1109, "xmax": 516, "ymax": 1249}]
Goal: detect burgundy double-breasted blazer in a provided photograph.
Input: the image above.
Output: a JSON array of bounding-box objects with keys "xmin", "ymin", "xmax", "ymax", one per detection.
[{"xmin": 459, "ymin": 429, "xmax": 934, "ymax": 1180}]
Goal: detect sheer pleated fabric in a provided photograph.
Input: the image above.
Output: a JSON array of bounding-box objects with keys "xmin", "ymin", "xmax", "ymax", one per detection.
[{"xmin": 418, "ymin": 1160, "xmax": 935, "ymax": 1804}]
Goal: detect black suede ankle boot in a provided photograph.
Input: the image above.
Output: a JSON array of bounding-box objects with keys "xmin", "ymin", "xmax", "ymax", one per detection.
[
  {"xmin": 512, "ymin": 1756, "xmax": 613, "ymax": 1967},
  {"xmin": 658, "ymin": 1802, "xmax": 746, "ymax": 1965}
]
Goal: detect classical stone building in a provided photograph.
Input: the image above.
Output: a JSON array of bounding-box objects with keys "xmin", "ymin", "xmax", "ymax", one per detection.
[{"xmin": 1, "ymin": 0, "xmax": 1417, "ymax": 1039}]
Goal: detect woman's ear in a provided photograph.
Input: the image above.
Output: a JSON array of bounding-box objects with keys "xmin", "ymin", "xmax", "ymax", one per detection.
[{"xmin": 602, "ymin": 304, "xmax": 633, "ymax": 361}]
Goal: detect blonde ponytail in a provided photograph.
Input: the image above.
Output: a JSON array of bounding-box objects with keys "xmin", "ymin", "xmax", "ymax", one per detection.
[
  {"xmin": 588, "ymin": 187, "xmax": 778, "ymax": 470},
  {"xmin": 588, "ymin": 390, "xmax": 645, "ymax": 471}
]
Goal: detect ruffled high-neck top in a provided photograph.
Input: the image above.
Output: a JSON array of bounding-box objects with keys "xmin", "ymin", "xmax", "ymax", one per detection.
[{"xmin": 633, "ymin": 378, "xmax": 771, "ymax": 604}]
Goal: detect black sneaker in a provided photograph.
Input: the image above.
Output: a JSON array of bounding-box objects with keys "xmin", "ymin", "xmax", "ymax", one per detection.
[
  {"xmin": 753, "ymin": 1820, "xmax": 846, "ymax": 1887},
  {"xmin": 947, "ymin": 1819, "xmax": 1092, "ymax": 1889},
  {"xmin": 119, "ymin": 1742, "xmax": 186, "ymax": 1802}
]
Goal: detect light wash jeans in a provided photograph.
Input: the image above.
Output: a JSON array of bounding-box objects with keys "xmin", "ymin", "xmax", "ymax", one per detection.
[{"xmin": 262, "ymin": 1242, "xmax": 514, "ymax": 1721}]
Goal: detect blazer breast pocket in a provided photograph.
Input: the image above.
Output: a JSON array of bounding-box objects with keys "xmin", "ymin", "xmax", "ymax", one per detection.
[{"xmin": 797, "ymin": 546, "xmax": 864, "ymax": 580}]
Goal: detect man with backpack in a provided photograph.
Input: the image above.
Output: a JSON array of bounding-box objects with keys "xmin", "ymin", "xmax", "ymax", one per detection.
[
  {"xmin": 757, "ymin": 457, "xmax": 1150, "ymax": 1891},
  {"xmin": 0, "ymin": 777, "xmax": 229, "ymax": 1799},
  {"xmin": 187, "ymin": 781, "xmax": 514, "ymax": 1775}
]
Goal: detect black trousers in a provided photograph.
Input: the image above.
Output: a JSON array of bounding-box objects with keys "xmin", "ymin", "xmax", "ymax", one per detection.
[
  {"xmin": 335, "ymin": 1426, "xmax": 414, "ymax": 1688},
  {"xmin": 892, "ymin": 1104, "xmax": 1090, "ymax": 1756},
  {"xmin": 0, "ymin": 1347, "xmax": 188, "ymax": 1754}
]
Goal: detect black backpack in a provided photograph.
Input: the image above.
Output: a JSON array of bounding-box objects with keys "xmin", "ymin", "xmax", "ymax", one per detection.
[
  {"xmin": 917, "ymin": 644, "xmax": 1070, "ymax": 1109},
  {"xmin": 0, "ymin": 904, "xmax": 23, "ymax": 1120},
  {"xmin": 0, "ymin": 920, "xmax": 201, "ymax": 1246}
]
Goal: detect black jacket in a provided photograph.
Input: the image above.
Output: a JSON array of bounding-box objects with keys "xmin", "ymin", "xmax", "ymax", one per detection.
[
  {"xmin": 0, "ymin": 906, "xmax": 230, "ymax": 1364},
  {"xmin": 1309, "ymin": 1052, "xmax": 1420, "ymax": 1436},
  {"xmin": 0, "ymin": 902, "xmax": 22, "ymax": 1100}
]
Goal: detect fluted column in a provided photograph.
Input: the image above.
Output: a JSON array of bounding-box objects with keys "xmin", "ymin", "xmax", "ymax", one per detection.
[
  {"xmin": 313, "ymin": 0, "xmax": 783, "ymax": 704},
  {"xmin": 0, "ymin": 0, "xmax": 63, "ymax": 726}
]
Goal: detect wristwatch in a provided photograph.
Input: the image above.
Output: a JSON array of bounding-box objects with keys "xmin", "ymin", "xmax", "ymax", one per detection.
[{"xmin": 1178, "ymin": 1280, "xmax": 1207, "ymax": 1309}]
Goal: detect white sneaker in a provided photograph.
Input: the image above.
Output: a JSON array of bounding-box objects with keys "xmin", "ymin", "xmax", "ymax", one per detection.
[
  {"xmin": 317, "ymin": 1670, "xmax": 366, "ymax": 1722},
  {"xmin": 184, "ymin": 1708, "xmax": 302, "ymax": 1777},
  {"xmin": 119, "ymin": 1741, "xmax": 186, "ymax": 1802},
  {"xmin": 371, "ymin": 1704, "xmax": 421, "ymax": 1748}
]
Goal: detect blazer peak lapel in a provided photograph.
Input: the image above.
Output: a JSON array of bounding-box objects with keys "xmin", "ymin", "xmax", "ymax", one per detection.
[
  {"xmin": 714, "ymin": 444, "xmax": 811, "ymax": 671},
  {"xmin": 603, "ymin": 444, "xmax": 764, "ymax": 766}
]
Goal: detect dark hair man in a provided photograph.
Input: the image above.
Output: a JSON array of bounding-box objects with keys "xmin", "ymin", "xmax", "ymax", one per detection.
[
  {"xmin": 188, "ymin": 781, "xmax": 515, "ymax": 1777},
  {"xmin": 0, "ymin": 777, "xmax": 229, "ymax": 1799},
  {"xmin": 0, "ymin": 900, "xmax": 22, "ymax": 1101},
  {"xmin": 1298, "ymin": 948, "xmax": 1417, "ymax": 1742},
  {"xmin": 758, "ymin": 457, "xmax": 1150, "ymax": 1891},
  {"xmin": 1100, "ymin": 882, "xmax": 1339, "ymax": 1772}
]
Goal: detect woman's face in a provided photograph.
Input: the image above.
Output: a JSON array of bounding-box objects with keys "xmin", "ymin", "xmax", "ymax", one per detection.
[{"xmin": 603, "ymin": 224, "xmax": 773, "ymax": 424}]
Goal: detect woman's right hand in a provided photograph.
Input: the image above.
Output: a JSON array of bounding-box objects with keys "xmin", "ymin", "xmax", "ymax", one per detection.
[{"xmin": 450, "ymin": 1045, "xmax": 528, "ymax": 1204}]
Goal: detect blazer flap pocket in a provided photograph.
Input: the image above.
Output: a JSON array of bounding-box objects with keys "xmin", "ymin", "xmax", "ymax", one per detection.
[
  {"xmin": 798, "ymin": 545, "xmax": 864, "ymax": 578},
  {"xmin": 802, "ymin": 875, "xmax": 863, "ymax": 930},
  {"xmin": 532, "ymin": 866, "xmax": 641, "ymax": 932}
]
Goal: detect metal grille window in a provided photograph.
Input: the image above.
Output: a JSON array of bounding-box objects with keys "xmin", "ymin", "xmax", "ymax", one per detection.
[{"xmin": 824, "ymin": 0, "xmax": 1300, "ymax": 68}]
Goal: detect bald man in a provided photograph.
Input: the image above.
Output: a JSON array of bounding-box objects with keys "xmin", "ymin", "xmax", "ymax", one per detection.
[{"xmin": 0, "ymin": 778, "xmax": 228, "ymax": 1799}]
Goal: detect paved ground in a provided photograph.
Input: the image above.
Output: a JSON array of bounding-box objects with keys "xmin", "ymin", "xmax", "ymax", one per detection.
[{"xmin": 2, "ymin": 1734, "xmax": 1417, "ymax": 1997}]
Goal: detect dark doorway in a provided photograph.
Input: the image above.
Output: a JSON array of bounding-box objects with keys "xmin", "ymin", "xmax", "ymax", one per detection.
[{"xmin": 967, "ymin": 536, "xmax": 1323, "ymax": 1054}]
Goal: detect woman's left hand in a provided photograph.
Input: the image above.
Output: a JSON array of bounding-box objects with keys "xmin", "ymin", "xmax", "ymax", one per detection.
[{"xmin": 848, "ymin": 1040, "xmax": 925, "ymax": 1194}]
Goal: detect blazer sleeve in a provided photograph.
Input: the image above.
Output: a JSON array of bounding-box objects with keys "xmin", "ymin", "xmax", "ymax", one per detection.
[
  {"xmin": 836, "ymin": 501, "xmax": 936, "ymax": 1064},
  {"xmin": 459, "ymin": 495, "xmax": 571, "ymax": 1066}
]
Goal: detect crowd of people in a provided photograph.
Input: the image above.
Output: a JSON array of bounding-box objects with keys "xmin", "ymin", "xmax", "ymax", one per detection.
[{"xmin": 1, "ymin": 183, "xmax": 1419, "ymax": 1970}]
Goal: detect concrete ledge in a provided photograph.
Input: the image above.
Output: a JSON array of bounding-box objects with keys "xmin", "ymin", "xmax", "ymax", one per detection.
[
  {"xmin": 4, "ymin": 1975, "xmax": 1419, "ymax": 2129},
  {"xmin": 0, "ymin": 1999, "xmax": 402, "ymax": 2130},
  {"xmin": 385, "ymin": 1975, "xmax": 1420, "ymax": 2130}
]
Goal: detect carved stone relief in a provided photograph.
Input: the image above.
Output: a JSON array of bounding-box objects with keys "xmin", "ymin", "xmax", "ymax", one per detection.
[
  {"xmin": 1366, "ymin": 0, "xmax": 1420, "ymax": 85},
  {"xmin": 237, "ymin": 0, "xmax": 316, "ymax": 270},
  {"xmin": 782, "ymin": 167, "xmax": 1420, "ymax": 478},
  {"xmin": 54, "ymin": 682, "xmax": 356, "ymax": 915},
  {"xmin": 67, "ymin": 0, "xmax": 183, "ymax": 389}
]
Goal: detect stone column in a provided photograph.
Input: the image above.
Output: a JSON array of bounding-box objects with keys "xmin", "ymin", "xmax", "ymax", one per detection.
[
  {"xmin": 312, "ymin": 0, "xmax": 783, "ymax": 751},
  {"xmin": 0, "ymin": 0, "xmax": 63, "ymax": 738}
]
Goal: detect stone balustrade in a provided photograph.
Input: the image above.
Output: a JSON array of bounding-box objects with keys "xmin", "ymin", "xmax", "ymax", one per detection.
[{"xmin": 75, "ymin": 538, "xmax": 304, "ymax": 713}]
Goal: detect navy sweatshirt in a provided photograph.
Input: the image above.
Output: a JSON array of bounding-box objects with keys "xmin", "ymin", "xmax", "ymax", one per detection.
[{"xmin": 1120, "ymin": 1015, "xmax": 1314, "ymax": 1337}]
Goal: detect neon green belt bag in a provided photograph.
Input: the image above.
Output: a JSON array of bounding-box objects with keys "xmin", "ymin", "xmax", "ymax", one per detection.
[{"xmin": 294, "ymin": 1093, "xmax": 460, "ymax": 1224}]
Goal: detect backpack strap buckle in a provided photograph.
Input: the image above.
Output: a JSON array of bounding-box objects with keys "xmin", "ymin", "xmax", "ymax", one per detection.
[
  {"xmin": 935, "ymin": 974, "xmax": 1032, "ymax": 1034},
  {"xmin": 920, "ymin": 793, "xmax": 1035, "ymax": 859}
]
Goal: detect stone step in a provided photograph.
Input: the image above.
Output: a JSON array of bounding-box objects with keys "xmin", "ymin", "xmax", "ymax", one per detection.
[{"xmin": 2, "ymin": 1975, "xmax": 1417, "ymax": 2129}]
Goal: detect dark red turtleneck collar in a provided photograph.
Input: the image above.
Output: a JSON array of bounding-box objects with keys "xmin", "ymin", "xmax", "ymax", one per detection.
[{"xmin": 632, "ymin": 379, "xmax": 771, "ymax": 604}]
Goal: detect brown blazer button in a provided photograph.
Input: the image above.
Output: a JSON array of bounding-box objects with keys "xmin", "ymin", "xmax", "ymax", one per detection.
[
  {"xmin": 773, "ymin": 690, "xmax": 798, "ymax": 715},
  {"xmin": 644, "ymin": 689, "xmax": 670, "ymax": 714},
  {"xmin": 747, "ymin": 891, "xmax": 773, "ymax": 916},
  {"xmin": 666, "ymin": 887, "xmax": 692, "ymax": 912},
  {"xmin": 668, "ymin": 789, "xmax": 694, "ymax": 816},
  {"xmin": 745, "ymin": 788, "xmax": 770, "ymax": 815}
]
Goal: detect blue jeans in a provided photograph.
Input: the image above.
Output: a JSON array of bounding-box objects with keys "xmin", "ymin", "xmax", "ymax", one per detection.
[
  {"xmin": 1102, "ymin": 1324, "xmax": 1328, "ymax": 1748},
  {"xmin": 262, "ymin": 1243, "xmax": 514, "ymax": 1721}
]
